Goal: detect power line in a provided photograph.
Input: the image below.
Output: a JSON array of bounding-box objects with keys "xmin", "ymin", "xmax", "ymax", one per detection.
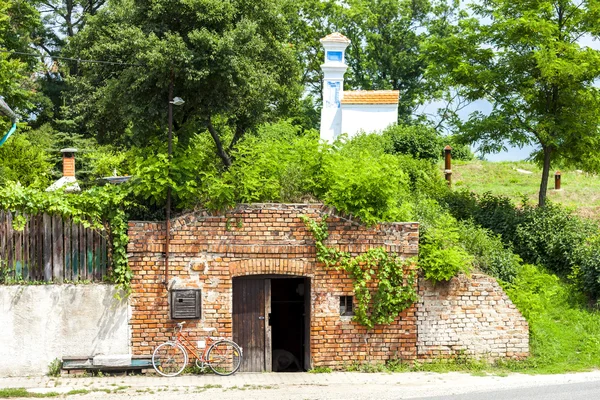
[{"xmin": 0, "ymin": 49, "xmax": 145, "ymax": 67}]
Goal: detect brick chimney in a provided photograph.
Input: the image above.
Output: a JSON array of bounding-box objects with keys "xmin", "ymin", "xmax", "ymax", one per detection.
[
  {"xmin": 46, "ymin": 148, "xmax": 80, "ymax": 192},
  {"xmin": 61, "ymin": 148, "xmax": 77, "ymax": 177}
]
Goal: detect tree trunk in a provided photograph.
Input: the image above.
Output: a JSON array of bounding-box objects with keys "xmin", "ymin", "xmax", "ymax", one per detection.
[{"xmin": 538, "ymin": 145, "xmax": 552, "ymax": 207}]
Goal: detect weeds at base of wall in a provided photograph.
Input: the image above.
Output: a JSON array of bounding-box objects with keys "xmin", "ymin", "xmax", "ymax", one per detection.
[
  {"xmin": 329, "ymin": 357, "xmax": 537, "ymax": 375},
  {"xmin": 47, "ymin": 359, "xmax": 62, "ymax": 377},
  {"xmin": 308, "ymin": 366, "xmax": 332, "ymax": 373}
]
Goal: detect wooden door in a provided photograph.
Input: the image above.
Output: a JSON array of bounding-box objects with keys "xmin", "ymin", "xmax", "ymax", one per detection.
[{"xmin": 233, "ymin": 278, "xmax": 272, "ymax": 372}]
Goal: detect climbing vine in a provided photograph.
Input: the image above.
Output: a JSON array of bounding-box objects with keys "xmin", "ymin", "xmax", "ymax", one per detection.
[
  {"xmin": 0, "ymin": 183, "xmax": 133, "ymax": 297},
  {"xmin": 301, "ymin": 215, "xmax": 418, "ymax": 329}
]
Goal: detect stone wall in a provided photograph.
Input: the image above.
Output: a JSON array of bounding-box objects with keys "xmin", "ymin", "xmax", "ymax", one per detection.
[
  {"xmin": 417, "ymin": 274, "xmax": 529, "ymax": 360},
  {"xmin": 0, "ymin": 285, "xmax": 130, "ymax": 376},
  {"xmin": 127, "ymin": 204, "xmax": 419, "ymax": 367}
]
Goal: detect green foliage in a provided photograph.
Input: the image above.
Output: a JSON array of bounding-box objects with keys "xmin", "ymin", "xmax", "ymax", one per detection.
[
  {"xmin": 442, "ymin": 190, "xmax": 600, "ymax": 300},
  {"xmin": 47, "ymin": 358, "xmax": 62, "ymax": 377},
  {"xmin": 0, "ymin": 126, "xmax": 54, "ymax": 188},
  {"xmin": 67, "ymin": 0, "xmax": 302, "ymax": 167},
  {"xmin": 224, "ymin": 122, "xmax": 324, "ymax": 204},
  {"xmin": 301, "ymin": 215, "xmax": 418, "ymax": 329},
  {"xmin": 383, "ymin": 124, "xmax": 442, "ymax": 161},
  {"xmin": 0, "ymin": 182, "xmax": 132, "ymax": 295},
  {"xmin": 0, "ymin": 387, "xmax": 60, "ymax": 398},
  {"xmin": 458, "ymin": 220, "xmax": 522, "ymax": 283},
  {"xmin": 419, "ymin": 214, "xmax": 473, "ymax": 284},
  {"xmin": 503, "ymin": 264, "xmax": 600, "ymax": 373},
  {"xmin": 445, "ymin": 136, "xmax": 474, "ymax": 161},
  {"xmin": 308, "ymin": 366, "xmax": 332, "ymax": 373},
  {"xmin": 513, "ymin": 203, "xmax": 596, "ymax": 277},
  {"xmin": 0, "ymin": 0, "xmax": 47, "ymax": 122},
  {"xmin": 323, "ymin": 133, "xmax": 413, "ymax": 225},
  {"xmin": 414, "ymin": 199, "xmax": 473, "ymax": 283}
]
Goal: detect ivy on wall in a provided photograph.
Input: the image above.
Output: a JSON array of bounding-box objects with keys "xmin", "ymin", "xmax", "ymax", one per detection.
[
  {"xmin": 301, "ymin": 215, "xmax": 418, "ymax": 329},
  {"xmin": 0, "ymin": 183, "xmax": 132, "ymax": 297}
]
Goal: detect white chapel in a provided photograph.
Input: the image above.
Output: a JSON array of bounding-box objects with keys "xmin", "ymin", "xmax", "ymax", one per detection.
[{"xmin": 319, "ymin": 32, "xmax": 399, "ymax": 143}]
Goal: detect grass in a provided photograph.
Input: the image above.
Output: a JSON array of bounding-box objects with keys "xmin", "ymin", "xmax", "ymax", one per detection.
[
  {"xmin": 450, "ymin": 160, "xmax": 600, "ymax": 218},
  {"xmin": 0, "ymin": 389, "xmax": 60, "ymax": 398},
  {"xmin": 502, "ymin": 264, "xmax": 600, "ymax": 374}
]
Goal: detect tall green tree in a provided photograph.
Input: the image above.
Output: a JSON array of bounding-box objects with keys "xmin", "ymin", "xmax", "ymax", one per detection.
[
  {"xmin": 66, "ymin": 0, "xmax": 302, "ymax": 167},
  {"xmin": 0, "ymin": 0, "xmax": 47, "ymax": 122},
  {"xmin": 425, "ymin": 0, "xmax": 600, "ymax": 206}
]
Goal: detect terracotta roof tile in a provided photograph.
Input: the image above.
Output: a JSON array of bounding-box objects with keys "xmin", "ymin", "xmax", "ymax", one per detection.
[
  {"xmin": 320, "ymin": 32, "xmax": 351, "ymax": 44},
  {"xmin": 341, "ymin": 90, "xmax": 400, "ymax": 105}
]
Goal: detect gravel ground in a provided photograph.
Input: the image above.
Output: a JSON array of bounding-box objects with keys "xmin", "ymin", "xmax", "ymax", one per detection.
[{"xmin": 2, "ymin": 370, "xmax": 600, "ymax": 400}]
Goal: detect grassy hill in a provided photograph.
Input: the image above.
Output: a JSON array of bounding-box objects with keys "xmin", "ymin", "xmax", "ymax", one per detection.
[{"xmin": 449, "ymin": 160, "xmax": 600, "ymax": 218}]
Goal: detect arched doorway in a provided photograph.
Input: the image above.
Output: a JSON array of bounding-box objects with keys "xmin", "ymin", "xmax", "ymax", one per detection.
[{"xmin": 232, "ymin": 275, "xmax": 310, "ymax": 372}]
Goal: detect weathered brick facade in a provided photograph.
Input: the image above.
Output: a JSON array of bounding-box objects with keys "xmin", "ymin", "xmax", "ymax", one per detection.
[
  {"xmin": 127, "ymin": 204, "xmax": 419, "ymax": 368},
  {"xmin": 127, "ymin": 203, "xmax": 529, "ymax": 370},
  {"xmin": 417, "ymin": 274, "xmax": 529, "ymax": 360}
]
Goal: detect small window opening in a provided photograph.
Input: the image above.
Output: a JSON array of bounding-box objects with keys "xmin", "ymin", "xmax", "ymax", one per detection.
[{"xmin": 340, "ymin": 296, "xmax": 354, "ymax": 316}]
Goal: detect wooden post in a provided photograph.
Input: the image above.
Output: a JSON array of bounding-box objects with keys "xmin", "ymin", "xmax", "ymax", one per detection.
[
  {"xmin": 555, "ymin": 171, "xmax": 561, "ymax": 190},
  {"xmin": 444, "ymin": 145, "xmax": 452, "ymax": 186}
]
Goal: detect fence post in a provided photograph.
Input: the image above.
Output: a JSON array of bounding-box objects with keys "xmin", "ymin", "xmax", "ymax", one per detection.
[
  {"xmin": 554, "ymin": 170, "xmax": 561, "ymax": 190},
  {"xmin": 444, "ymin": 145, "xmax": 452, "ymax": 186}
]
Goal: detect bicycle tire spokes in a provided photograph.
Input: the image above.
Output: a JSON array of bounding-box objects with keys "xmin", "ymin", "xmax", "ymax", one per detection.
[
  {"xmin": 152, "ymin": 342, "xmax": 187, "ymax": 377},
  {"xmin": 207, "ymin": 341, "xmax": 242, "ymax": 376}
]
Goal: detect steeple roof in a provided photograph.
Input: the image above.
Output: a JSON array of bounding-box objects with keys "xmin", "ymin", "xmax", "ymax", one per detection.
[{"xmin": 320, "ymin": 32, "xmax": 351, "ymax": 44}]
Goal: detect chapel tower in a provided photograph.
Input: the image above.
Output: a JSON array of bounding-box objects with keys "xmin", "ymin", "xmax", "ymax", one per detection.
[{"xmin": 319, "ymin": 32, "xmax": 351, "ymax": 143}]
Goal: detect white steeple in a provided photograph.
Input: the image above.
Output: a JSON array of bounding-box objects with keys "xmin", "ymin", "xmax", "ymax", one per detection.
[{"xmin": 319, "ymin": 33, "xmax": 351, "ymax": 143}]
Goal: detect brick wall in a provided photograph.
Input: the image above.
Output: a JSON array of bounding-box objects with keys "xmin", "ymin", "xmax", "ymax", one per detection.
[
  {"xmin": 127, "ymin": 204, "xmax": 419, "ymax": 368},
  {"xmin": 417, "ymin": 274, "xmax": 529, "ymax": 360}
]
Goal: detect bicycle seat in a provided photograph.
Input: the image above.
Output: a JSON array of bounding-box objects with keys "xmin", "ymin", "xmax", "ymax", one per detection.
[{"xmin": 202, "ymin": 327, "xmax": 216, "ymax": 332}]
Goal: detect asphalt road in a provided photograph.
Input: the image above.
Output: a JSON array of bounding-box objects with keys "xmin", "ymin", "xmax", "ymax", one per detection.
[{"xmin": 412, "ymin": 380, "xmax": 600, "ymax": 400}]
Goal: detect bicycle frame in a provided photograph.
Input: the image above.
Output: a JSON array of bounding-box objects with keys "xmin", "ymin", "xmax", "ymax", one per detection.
[{"xmin": 172, "ymin": 327, "xmax": 222, "ymax": 368}]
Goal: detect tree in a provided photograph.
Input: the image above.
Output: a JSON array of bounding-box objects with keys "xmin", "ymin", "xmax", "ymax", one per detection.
[
  {"xmin": 0, "ymin": 0, "xmax": 47, "ymax": 122},
  {"xmin": 65, "ymin": 0, "xmax": 302, "ymax": 168},
  {"xmin": 425, "ymin": 0, "xmax": 600, "ymax": 206}
]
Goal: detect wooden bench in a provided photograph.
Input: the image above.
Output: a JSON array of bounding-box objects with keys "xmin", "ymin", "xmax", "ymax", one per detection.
[{"xmin": 62, "ymin": 355, "xmax": 153, "ymax": 374}]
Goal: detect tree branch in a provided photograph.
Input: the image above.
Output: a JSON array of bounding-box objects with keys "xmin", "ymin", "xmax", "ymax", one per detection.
[{"xmin": 206, "ymin": 117, "xmax": 232, "ymax": 168}]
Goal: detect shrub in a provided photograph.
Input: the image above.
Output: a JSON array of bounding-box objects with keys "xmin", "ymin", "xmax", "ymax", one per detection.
[
  {"xmin": 419, "ymin": 213, "xmax": 473, "ymax": 283},
  {"xmin": 441, "ymin": 190, "xmax": 600, "ymax": 300},
  {"xmin": 458, "ymin": 220, "xmax": 522, "ymax": 282},
  {"xmin": 227, "ymin": 122, "xmax": 324, "ymax": 203},
  {"xmin": 512, "ymin": 203, "xmax": 596, "ymax": 276},
  {"xmin": 323, "ymin": 134, "xmax": 413, "ymax": 225},
  {"xmin": 382, "ymin": 124, "xmax": 442, "ymax": 161}
]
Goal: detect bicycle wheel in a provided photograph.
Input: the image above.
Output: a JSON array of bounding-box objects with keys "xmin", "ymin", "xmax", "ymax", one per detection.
[
  {"xmin": 206, "ymin": 340, "xmax": 242, "ymax": 376},
  {"xmin": 152, "ymin": 342, "xmax": 188, "ymax": 377}
]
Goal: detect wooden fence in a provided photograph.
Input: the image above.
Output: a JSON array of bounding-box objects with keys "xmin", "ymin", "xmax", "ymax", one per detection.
[{"xmin": 0, "ymin": 211, "xmax": 109, "ymax": 283}]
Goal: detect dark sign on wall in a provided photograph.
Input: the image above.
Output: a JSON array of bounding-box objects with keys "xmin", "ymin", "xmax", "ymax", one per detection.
[{"xmin": 170, "ymin": 289, "xmax": 201, "ymax": 319}]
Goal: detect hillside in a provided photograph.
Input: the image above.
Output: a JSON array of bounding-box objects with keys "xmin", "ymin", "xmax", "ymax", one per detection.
[{"xmin": 450, "ymin": 160, "xmax": 600, "ymax": 218}]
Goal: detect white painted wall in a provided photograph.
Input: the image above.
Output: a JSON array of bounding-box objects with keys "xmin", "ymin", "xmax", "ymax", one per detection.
[
  {"xmin": 0, "ymin": 285, "xmax": 130, "ymax": 376},
  {"xmin": 341, "ymin": 104, "xmax": 398, "ymax": 138}
]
